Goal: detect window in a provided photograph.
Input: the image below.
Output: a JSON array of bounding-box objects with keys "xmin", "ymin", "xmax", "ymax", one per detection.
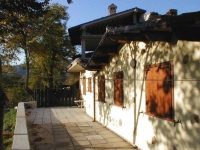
[
  {"xmin": 88, "ymin": 77, "xmax": 92, "ymax": 92},
  {"xmin": 98, "ymin": 75, "xmax": 105, "ymax": 102},
  {"xmin": 145, "ymin": 61, "xmax": 174, "ymax": 120},
  {"xmin": 114, "ymin": 71, "xmax": 124, "ymax": 107},
  {"xmin": 83, "ymin": 77, "xmax": 86, "ymax": 95}
]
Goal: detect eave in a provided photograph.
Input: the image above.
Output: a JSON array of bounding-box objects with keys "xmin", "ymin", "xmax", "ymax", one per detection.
[
  {"xmin": 67, "ymin": 58, "xmax": 87, "ymax": 73},
  {"xmin": 86, "ymin": 11, "xmax": 200, "ymax": 71},
  {"xmin": 67, "ymin": 62, "xmax": 84, "ymax": 73},
  {"xmin": 68, "ymin": 7, "xmax": 146, "ymax": 47}
]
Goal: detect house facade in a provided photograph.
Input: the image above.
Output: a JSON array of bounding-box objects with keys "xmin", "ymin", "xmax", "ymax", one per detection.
[{"xmin": 67, "ymin": 5, "xmax": 200, "ymax": 150}]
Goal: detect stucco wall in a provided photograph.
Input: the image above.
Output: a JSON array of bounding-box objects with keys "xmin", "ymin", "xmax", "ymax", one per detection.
[
  {"xmin": 90, "ymin": 40, "xmax": 200, "ymax": 150},
  {"xmin": 80, "ymin": 70, "xmax": 95, "ymax": 118}
]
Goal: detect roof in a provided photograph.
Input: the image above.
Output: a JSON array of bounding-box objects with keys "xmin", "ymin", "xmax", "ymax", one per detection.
[
  {"xmin": 66, "ymin": 58, "xmax": 88, "ymax": 73},
  {"xmin": 67, "ymin": 5, "xmax": 200, "ymax": 72},
  {"xmin": 68, "ymin": 7, "xmax": 146, "ymax": 47},
  {"xmin": 67, "ymin": 52, "xmax": 99, "ymax": 72},
  {"xmin": 86, "ymin": 11, "xmax": 200, "ymax": 70}
]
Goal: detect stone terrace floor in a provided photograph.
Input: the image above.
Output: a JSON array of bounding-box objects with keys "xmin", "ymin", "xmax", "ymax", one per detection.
[{"xmin": 26, "ymin": 107, "xmax": 137, "ymax": 150}]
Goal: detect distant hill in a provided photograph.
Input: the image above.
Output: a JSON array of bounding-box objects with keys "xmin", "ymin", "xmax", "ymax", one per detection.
[
  {"xmin": 15, "ymin": 65, "xmax": 26, "ymax": 75},
  {"xmin": 7, "ymin": 65, "xmax": 26, "ymax": 75}
]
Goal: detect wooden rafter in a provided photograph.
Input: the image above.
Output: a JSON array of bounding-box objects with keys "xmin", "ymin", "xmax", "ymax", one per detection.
[
  {"xmin": 92, "ymin": 56, "xmax": 110, "ymax": 65},
  {"xmin": 98, "ymin": 47, "xmax": 118, "ymax": 55}
]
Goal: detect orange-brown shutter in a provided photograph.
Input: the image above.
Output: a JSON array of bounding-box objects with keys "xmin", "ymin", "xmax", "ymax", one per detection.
[
  {"xmin": 114, "ymin": 71, "xmax": 123, "ymax": 107},
  {"xmin": 88, "ymin": 77, "xmax": 92, "ymax": 92},
  {"xmin": 146, "ymin": 62, "xmax": 173, "ymax": 119},
  {"xmin": 83, "ymin": 77, "xmax": 86, "ymax": 95},
  {"xmin": 98, "ymin": 75, "xmax": 105, "ymax": 102},
  {"xmin": 146, "ymin": 66, "xmax": 157, "ymax": 114}
]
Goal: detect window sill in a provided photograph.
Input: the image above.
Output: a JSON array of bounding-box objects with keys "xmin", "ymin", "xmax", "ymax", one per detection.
[
  {"xmin": 142, "ymin": 112, "xmax": 174, "ymax": 122},
  {"xmin": 113, "ymin": 104, "xmax": 126, "ymax": 109}
]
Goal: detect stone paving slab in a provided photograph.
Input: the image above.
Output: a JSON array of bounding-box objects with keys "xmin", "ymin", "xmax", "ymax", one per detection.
[{"xmin": 26, "ymin": 107, "xmax": 137, "ymax": 150}]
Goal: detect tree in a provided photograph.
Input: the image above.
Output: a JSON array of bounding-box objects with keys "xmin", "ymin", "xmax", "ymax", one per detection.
[
  {"xmin": 2, "ymin": 65, "xmax": 27, "ymax": 107},
  {"xmin": 0, "ymin": 0, "xmax": 52, "ymax": 92},
  {"xmin": 0, "ymin": 0, "xmax": 50, "ymax": 38},
  {"xmin": 2, "ymin": 14, "xmax": 42, "ymax": 94},
  {"xmin": 0, "ymin": 1, "xmax": 73, "ymax": 147},
  {"xmin": 0, "ymin": 1, "xmax": 51, "ymax": 148},
  {"xmin": 30, "ymin": 4, "xmax": 76, "ymax": 89}
]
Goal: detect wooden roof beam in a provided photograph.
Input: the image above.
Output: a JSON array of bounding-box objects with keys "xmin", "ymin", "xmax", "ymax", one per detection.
[
  {"xmin": 142, "ymin": 31, "xmax": 172, "ymax": 42},
  {"xmin": 92, "ymin": 56, "xmax": 110, "ymax": 65},
  {"xmin": 98, "ymin": 47, "xmax": 118, "ymax": 55},
  {"xmin": 82, "ymin": 34, "xmax": 103, "ymax": 39},
  {"xmin": 107, "ymin": 31, "xmax": 173, "ymax": 42},
  {"xmin": 87, "ymin": 66, "xmax": 102, "ymax": 71}
]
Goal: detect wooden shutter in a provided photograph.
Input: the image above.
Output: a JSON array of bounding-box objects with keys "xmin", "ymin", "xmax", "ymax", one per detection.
[
  {"xmin": 98, "ymin": 75, "xmax": 105, "ymax": 102},
  {"xmin": 114, "ymin": 71, "xmax": 123, "ymax": 107},
  {"xmin": 146, "ymin": 62, "xmax": 173, "ymax": 119},
  {"xmin": 88, "ymin": 77, "xmax": 92, "ymax": 92},
  {"xmin": 83, "ymin": 77, "xmax": 86, "ymax": 95}
]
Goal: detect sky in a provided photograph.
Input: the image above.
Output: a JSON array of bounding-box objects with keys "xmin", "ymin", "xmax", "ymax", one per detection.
[
  {"xmin": 50, "ymin": 0, "xmax": 200, "ymax": 28},
  {"xmin": 15, "ymin": 0, "xmax": 200, "ymax": 64}
]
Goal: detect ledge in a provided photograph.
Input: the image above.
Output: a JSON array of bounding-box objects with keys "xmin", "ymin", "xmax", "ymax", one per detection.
[{"xmin": 12, "ymin": 101, "xmax": 37, "ymax": 150}]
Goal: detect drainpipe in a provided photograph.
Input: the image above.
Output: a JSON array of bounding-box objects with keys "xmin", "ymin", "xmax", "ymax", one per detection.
[
  {"xmin": 133, "ymin": 42, "xmax": 151, "ymax": 145},
  {"xmin": 133, "ymin": 44, "xmax": 137, "ymax": 145},
  {"xmin": 93, "ymin": 71, "xmax": 99, "ymax": 122}
]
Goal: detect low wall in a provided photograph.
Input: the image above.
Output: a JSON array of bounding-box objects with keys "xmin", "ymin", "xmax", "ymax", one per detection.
[{"xmin": 12, "ymin": 101, "xmax": 36, "ymax": 150}]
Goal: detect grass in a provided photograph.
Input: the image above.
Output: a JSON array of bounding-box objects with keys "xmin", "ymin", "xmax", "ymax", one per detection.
[{"xmin": 3, "ymin": 109, "xmax": 17, "ymax": 150}]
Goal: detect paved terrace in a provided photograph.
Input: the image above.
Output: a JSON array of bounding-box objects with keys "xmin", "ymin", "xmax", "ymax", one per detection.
[{"xmin": 26, "ymin": 107, "xmax": 137, "ymax": 150}]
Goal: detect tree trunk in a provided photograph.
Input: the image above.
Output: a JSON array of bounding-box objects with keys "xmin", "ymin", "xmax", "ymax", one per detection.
[
  {"xmin": 48, "ymin": 67, "xmax": 54, "ymax": 89},
  {"xmin": 24, "ymin": 46, "xmax": 33, "ymax": 95},
  {"xmin": 0, "ymin": 59, "xmax": 8, "ymax": 149},
  {"xmin": 0, "ymin": 104, "xmax": 5, "ymax": 150},
  {"xmin": 0, "ymin": 59, "xmax": 2, "ymax": 89},
  {"xmin": 0, "ymin": 59, "xmax": 3, "ymax": 150},
  {"xmin": 48, "ymin": 50, "xmax": 56, "ymax": 89}
]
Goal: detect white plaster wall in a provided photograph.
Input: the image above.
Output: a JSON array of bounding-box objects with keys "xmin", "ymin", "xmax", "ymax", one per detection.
[
  {"xmin": 92, "ymin": 41, "xmax": 200, "ymax": 150},
  {"xmin": 80, "ymin": 70, "xmax": 95, "ymax": 118}
]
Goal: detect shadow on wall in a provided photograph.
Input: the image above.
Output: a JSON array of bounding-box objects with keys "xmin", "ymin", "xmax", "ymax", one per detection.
[
  {"xmin": 93, "ymin": 41, "xmax": 199, "ymax": 149},
  {"xmin": 98, "ymin": 102, "xmax": 111, "ymax": 126},
  {"xmin": 145, "ymin": 41, "xmax": 200, "ymax": 150}
]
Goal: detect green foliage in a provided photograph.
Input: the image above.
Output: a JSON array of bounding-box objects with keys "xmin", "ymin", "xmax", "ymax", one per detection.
[
  {"xmin": 2, "ymin": 3, "xmax": 76, "ymax": 91},
  {"xmin": 6, "ymin": 86, "xmax": 28, "ymax": 107},
  {"xmin": 3, "ymin": 109, "xmax": 17, "ymax": 150},
  {"xmin": 0, "ymin": 0, "xmax": 50, "ymax": 33},
  {"xmin": 2, "ymin": 65, "xmax": 29, "ymax": 107},
  {"xmin": 29, "ymin": 4, "xmax": 76, "ymax": 89},
  {"xmin": 3, "ymin": 109, "xmax": 16, "ymax": 132},
  {"xmin": 0, "ymin": 0, "xmax": 51, "ymax": 63},
  {"xmin": 3, "ymin": 137, "xmax": 12, "ymax": 150}
]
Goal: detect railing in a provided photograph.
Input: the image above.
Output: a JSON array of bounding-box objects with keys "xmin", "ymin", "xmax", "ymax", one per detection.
[{"xmin": 34, "ymin": 85, "xmax": 79, "ymax": 107}]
